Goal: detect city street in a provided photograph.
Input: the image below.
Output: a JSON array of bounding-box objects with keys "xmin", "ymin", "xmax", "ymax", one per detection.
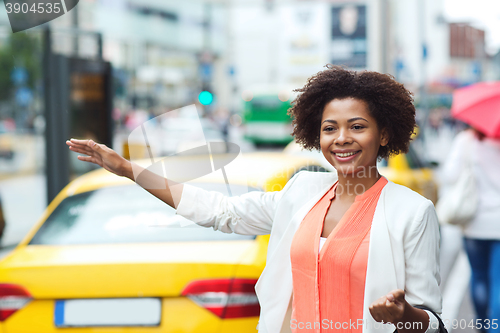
[{"xmin": 0, "ymin": 0, "xmax": 498, "ymax": 331}]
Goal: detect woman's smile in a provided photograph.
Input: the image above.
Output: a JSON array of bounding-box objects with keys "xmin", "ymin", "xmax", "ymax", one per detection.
[{"xmin": 332, "ymin": 149, "xmax": 361, "ymax": 162}]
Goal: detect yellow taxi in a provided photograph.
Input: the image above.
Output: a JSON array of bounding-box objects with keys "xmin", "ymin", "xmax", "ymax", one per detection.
[
  {"xmin": 377, "ymin": 147, "xmax": 438, "ymax": 204},
  {"xmin": 0, "ymin": 152, "xmax": 323, "ymax": 332}
]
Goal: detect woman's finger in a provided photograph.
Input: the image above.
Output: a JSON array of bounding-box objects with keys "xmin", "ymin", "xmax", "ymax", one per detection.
[
  {"xmin": 70, "ymin": 138, "xmax": 100, "ymax": 150},
  {"xmin": 369, "ymin": 299, "xmax": 386, "ymax": 322},
  {"xmin": 69, "ymin": 146, "xmax": 93, "ymax": 156},
  {"xmin": 72, "ymin": 144, "xmax": 94, "ymax": 154},
  {"xmin": 378, "ymin": 305, "xmax": 394, "ymax": 323},
  {"xmin": 66, "ymin": 140, "xmax": 91, "ymax": 150},
  {"xmin": 384, "ymin": 290, "xmax": 405, "ymax": 319},
  {"xmin": 77, "ymin": 155, "xmax": 98, "ymax": 164},
  {"xmin": 370, "ymin": 298, "xmax": 395, "ymax": 323},
  {"xmin": 70, "ymin": 138, "xmax": 91, "ymax": 145},
  {"xmin": 388, "ymin": 289, "xmax": 405, "ymax": 303},
  {"xmin": 66, "ymin": 140, "xmax": 83, "ymax": 148},
  {"xmin": 384, "ymin": 298, "xmax": 402, "ymax": 319},
  {"xmin": 67, "ymin": 141, "xmax": 96, "ymax": 155},
  {"xmin": 68, "ymin": 144, "xmax": 94, "ymax": 154}
]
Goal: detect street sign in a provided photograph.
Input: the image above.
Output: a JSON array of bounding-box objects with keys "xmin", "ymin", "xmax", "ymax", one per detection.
[
  {"xmin": 44, "ymin": 50, "xmax": 112, "ymax": 203},
  {"xmin": 69, "ymin": 57, "xmax": 113, "ymax": 152},
  {"xmin": 330, "ymin": 4, "xmax": 367, "ymax": 68},
  {"xmin": 11, "ymin": 67, "xmax": 28, "ymax": 85}
]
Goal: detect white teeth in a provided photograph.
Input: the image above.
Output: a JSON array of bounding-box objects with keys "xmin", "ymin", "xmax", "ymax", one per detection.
[{"xmin": 335, "ymin": 151, "xmax": 358, "ymax": 157}]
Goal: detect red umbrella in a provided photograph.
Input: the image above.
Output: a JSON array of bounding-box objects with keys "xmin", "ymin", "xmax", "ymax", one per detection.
[{"xmin": 451, "ymin": 81, "xmax": 500, "ymax": 138}]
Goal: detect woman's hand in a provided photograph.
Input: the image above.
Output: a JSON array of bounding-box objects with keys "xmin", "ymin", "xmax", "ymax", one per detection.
[
  {"xmin": 66, "ymin": 138, "xmax": 131, "ymax": 178},
  {"xmin": 369, "ymin": 289, "xmax": 406, "ymax": 324}
]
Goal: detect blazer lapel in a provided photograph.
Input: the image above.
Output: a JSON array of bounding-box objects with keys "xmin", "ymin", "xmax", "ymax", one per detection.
[
  {"xmin": 256, "ymin": 172, "xmax": 338, "ymax": 333},
  {"xmin": 362, "ymin": 183, "xmax": 399, "ymax": 333}
]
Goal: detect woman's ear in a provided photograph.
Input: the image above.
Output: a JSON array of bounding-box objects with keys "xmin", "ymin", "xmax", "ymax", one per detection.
[{"xmin": 380, "ymin": 129, "xmax": 389, "ymax": 147}]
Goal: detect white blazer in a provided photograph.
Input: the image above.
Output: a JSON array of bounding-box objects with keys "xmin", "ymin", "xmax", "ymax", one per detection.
[{"xmin": 176, "ymin": 171, "xmax": 442, "ymax": 333}]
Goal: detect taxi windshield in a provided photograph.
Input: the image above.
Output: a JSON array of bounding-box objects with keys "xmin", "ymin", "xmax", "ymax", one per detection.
[{"xmin": 29, "ymin": 183, "xmax": 258, "ymax": 245}]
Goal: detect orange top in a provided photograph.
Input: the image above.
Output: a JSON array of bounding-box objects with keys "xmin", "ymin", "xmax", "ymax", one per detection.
[{"xmin": 290, "ymin": 176, "xmax": 388, "ymax": 332}]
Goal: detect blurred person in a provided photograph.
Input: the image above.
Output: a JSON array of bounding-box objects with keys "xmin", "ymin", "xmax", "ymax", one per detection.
[
  {"xmin": 339, "ymin": 5, "xmax": 359, "ymax": 36},
  {"xmin": 66, "ymin": 65, "xmax": 443, "ymax": 333},
  {"xmin": 212, "ymin": 107, "xmax": 230, "ymax": 142},
  {"xmin": 0, "ymin": 195, "xmax": 5, "ymax": 246},
  {"xmin": 440, "ymin": 127, "xmax": 500, "ymax": 331}
]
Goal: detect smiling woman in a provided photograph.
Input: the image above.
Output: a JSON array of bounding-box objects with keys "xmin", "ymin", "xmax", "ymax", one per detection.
[{"xmin": 280, "ymin": 65, "xmax": 442, "ymax": 333}]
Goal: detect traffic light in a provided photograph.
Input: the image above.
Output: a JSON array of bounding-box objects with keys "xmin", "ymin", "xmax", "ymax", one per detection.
[{"xmin": 198, "ymin": 90, "xmax": 213, "ymax": 106}]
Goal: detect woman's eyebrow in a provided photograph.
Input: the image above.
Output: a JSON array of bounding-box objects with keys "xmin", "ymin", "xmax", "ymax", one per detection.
[{"xmin": 322, "ymin": 117, "xmax": 368, "ymax": 124}]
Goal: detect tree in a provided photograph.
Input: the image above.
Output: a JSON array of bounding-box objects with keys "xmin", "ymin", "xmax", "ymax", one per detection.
[{"xmin": 0, "ymin": 32, "xmax": 41, "ymax": 101}]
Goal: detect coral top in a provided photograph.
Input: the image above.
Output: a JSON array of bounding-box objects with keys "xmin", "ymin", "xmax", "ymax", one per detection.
[{"xmin": 290, "ymin": 176, "xmax": 388, "ymax": 332}]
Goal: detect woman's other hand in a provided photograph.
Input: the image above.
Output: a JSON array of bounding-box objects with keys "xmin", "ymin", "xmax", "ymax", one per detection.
[
  {"xmin": 369, "ymin": 289, "xmax": 406, "ymax": 324},
  {"xmin": 66, "ymin": 139, "xmax": 131, "ymax": 178}
]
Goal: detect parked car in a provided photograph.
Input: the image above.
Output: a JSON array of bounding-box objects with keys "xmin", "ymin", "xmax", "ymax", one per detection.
[{"xmin": 0, "ymin": 152, "xmax": 323, "ymax": 332}]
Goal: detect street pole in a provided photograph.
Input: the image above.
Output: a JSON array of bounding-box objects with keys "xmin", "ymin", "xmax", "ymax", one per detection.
[
  {"xmin": 380, "ymin": 0, "xmax": 389, "ymax": 74},
  {"xmin": 72, "ymin": 4, "xmax": 79, "ymax": 56},
  {"xmin": 418, "ymin": 0, "xmax": 429, "ymax": 115},
  {"xmin": 43, "ymin": 27, "xmax": 70, "ymax": 205}
]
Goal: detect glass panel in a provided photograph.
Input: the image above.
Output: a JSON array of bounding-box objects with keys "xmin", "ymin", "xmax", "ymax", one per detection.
[
  {"xmin": 250, "ymin": 96, "xmax": 282, "ymax": 111},
  {"xmin": 29, "ymin": 183, "xmax": 259, "ymax": 245}
]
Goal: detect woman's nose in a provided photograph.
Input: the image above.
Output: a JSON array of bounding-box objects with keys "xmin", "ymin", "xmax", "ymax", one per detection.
[{"xmin": 334, "ymin": 128, "xmax": 352, "ymax": 145}]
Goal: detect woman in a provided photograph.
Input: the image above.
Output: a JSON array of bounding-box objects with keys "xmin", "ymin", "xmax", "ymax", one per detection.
[
  {"xmin": 440, "ymin": 127, "xmax": 500, "ymax": 330},
  {"xmin": 66, "ymin": 65, "xmax": 442, "ymax": 333}
]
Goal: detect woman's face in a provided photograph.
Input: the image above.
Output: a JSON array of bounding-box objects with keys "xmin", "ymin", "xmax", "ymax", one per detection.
[{"xmin": 320, "ymin": 98, "xmax": 388, "ymax": 178}]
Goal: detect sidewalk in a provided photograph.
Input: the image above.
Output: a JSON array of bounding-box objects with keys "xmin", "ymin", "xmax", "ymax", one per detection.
[{"xmin": 0, "ymin": 173, "xmax": 46, "ymax": 247}]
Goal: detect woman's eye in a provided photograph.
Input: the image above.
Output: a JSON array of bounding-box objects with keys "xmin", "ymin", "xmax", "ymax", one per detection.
[
  {"xmin": 352, "ymin": 125, "xmax": 364, "ymax": 130},
  {"xmin": 323, "ymin": 127, "xmax": 335, "ymax": 132}
]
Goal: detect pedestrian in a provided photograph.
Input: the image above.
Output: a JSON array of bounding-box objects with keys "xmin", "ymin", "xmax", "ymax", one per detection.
[
  {"xmin": 0, "ymin": 195, "xmax": 5, "ymax": 246},
  {"xmin": 66, "ymin": 65, "xmax": 443, "ymax": 333},
  {"xmin": 440, "ymin": 127, "xmax": 500, "ymax": 331}
]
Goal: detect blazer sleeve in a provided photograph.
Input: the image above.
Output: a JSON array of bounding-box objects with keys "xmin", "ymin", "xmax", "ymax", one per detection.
[
  {"xmin": 175, "ymin": 171, "xmax": 302, "ymax": 235},
  {"xmin": 403, "ymin": 199, "xmax": 443, "ymax": 315}
]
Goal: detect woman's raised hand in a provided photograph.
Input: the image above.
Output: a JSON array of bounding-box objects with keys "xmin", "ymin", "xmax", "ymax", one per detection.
[{"xmin": 66, "ymin": 139, "xmax": 131, "ymax": 178}]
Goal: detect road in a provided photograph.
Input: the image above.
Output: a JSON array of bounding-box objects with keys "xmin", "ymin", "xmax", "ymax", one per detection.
[{"xmin": 0, "ymin": 173, "xmax": 46, "ymax": 248}]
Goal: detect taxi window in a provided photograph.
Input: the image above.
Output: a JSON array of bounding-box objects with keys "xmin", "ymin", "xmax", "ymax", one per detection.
[{"xmin": 29, "ymin": 184, "xmax": 259, "ymax": 245}]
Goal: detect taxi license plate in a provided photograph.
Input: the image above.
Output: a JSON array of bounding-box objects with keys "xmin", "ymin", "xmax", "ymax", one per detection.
[{"xmin": 54, "ymin": 298, "xmax": 161, "ymax": 327}]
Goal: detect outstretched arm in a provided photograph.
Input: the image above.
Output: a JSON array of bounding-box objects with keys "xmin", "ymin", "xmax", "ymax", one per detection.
[{"xmin": 66, "ymin": 138, "xmax": 183, "ymax": 209}]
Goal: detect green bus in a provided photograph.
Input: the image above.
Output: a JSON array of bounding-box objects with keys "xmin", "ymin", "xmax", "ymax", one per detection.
[{"xmin": 242, "ymin": 90, "xmax": 295, "ymax": 145}]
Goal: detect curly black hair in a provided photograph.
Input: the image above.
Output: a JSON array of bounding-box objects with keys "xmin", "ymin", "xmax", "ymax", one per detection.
[{"xmin": 288, "ymin": 64, "xmax": 416, "ymax": 160}]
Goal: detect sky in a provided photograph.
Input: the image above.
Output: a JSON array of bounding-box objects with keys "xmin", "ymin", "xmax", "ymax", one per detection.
[{"xmin": 444, "ymin": 0, "xmax": 500, "ymax": 55}]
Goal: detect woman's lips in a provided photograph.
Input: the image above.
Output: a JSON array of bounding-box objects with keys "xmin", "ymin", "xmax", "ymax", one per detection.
[{"xmin": 332, "ymin": 150, "xmax": 361, "ymax": 162}]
